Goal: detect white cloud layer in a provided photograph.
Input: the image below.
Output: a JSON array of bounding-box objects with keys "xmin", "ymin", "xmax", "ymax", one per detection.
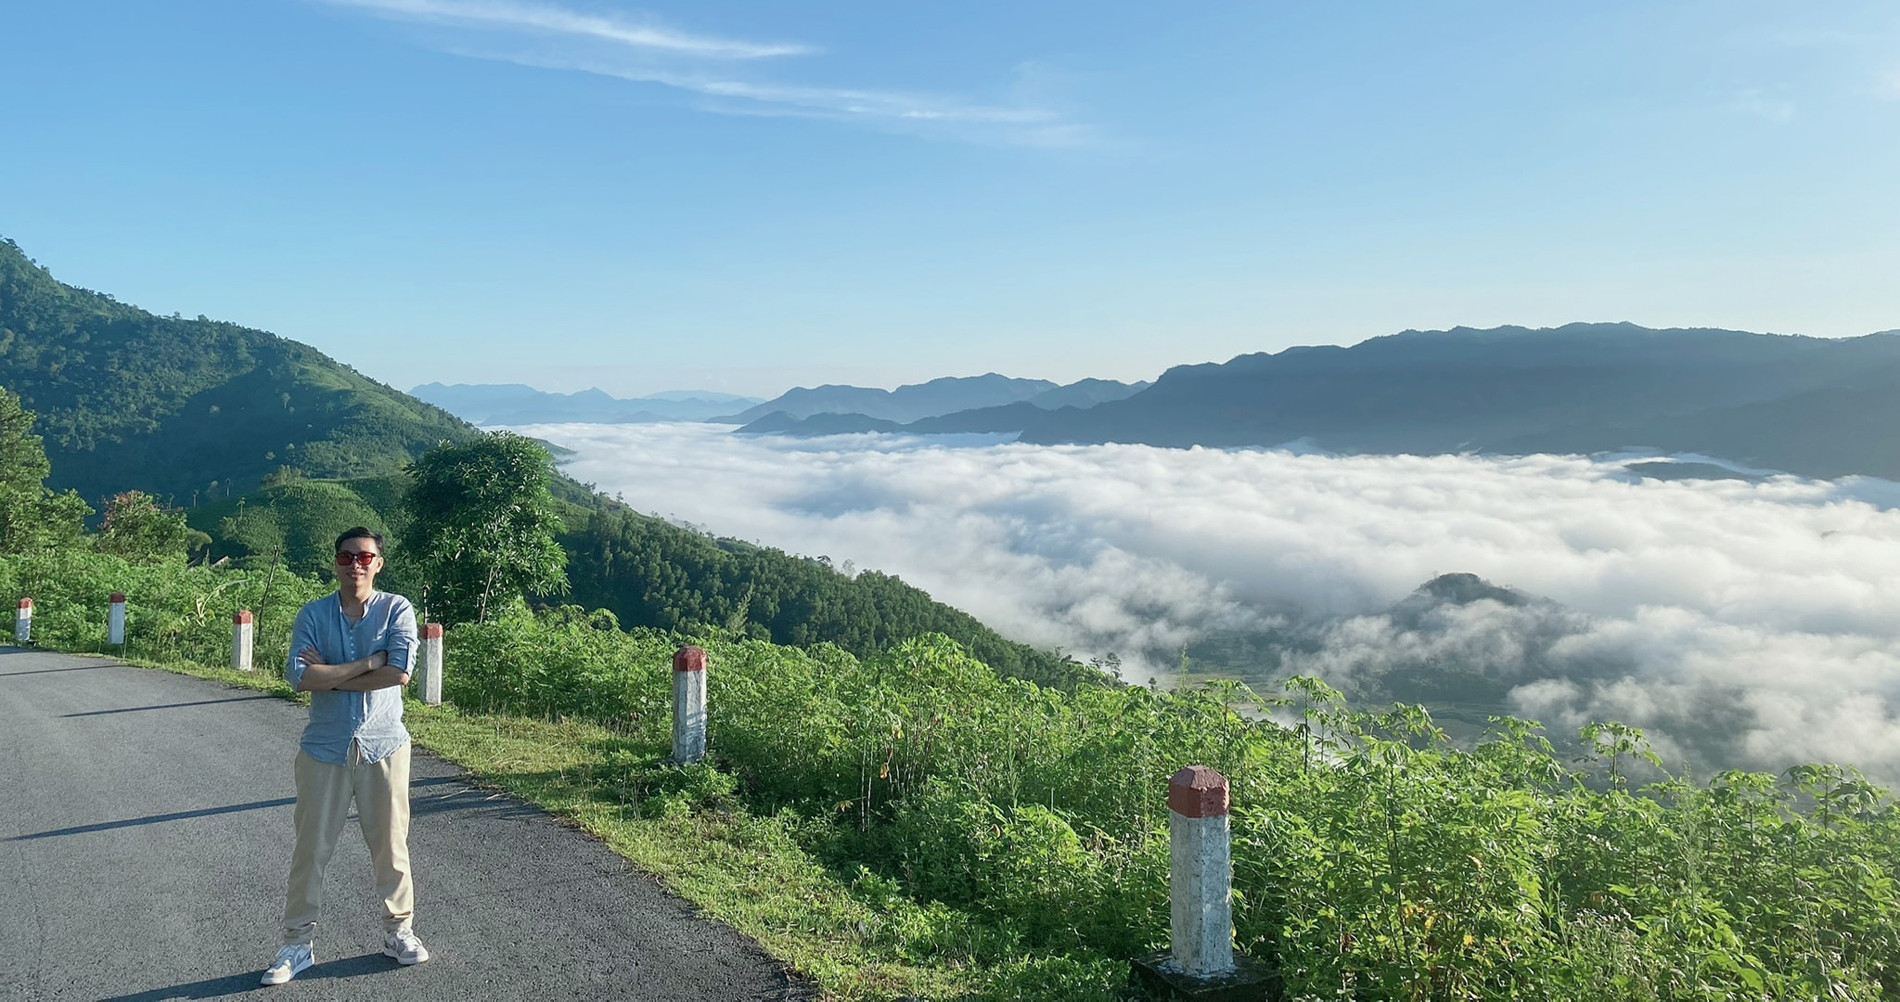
[{"xmin": 522, "ymin": 423, "xmax": 1900, "ymax": 778}]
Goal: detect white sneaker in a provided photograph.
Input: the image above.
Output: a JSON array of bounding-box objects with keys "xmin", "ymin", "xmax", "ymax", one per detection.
[
  {"xmin": 384, "ymin": 927, "xmax": 430, "ymax": 965},
  {"xmin": 261, "ymin": 943, "xmax": 315, "ymax": 985}
]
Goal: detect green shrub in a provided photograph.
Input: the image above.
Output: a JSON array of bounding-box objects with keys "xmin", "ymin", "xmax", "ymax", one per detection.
[
  {"xmin": 2, "ymin": 548, "xmax": 326, "ymax": 669},
  {"xmin": 433, "ymin": 609, "xmax": 1900, "ymax": 999}
]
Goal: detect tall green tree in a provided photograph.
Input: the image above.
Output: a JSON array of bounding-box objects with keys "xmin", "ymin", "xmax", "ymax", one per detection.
[
  {"xmin": 0, "ymin": 386, "xmax": 90, "ymax": 554},
  {"xmin": 94, "ymin": 490, "xmax": 192, "ymax": 562},
  {"xmin": 403, "ymin": 433, "xmax": 567, "ymax": 624}
]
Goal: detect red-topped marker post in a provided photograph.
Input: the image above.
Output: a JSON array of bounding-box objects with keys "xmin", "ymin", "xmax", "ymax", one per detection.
[
  {"xmin": 672, "ymin": 645, "xmax": 707, "ymax": 763},
  {"xmin": 1169, "ymin": 765, "xmax": 1235, "ymax": 977},
  {"xmin": 108, "ymin": 593, "xmax": 127, "ymax": 646},
  {"xmin": 14, "ymin": 598, "xmax": 30, "ymax": 645},
  {"xmin": 1131, "ymin": 765, "xmax": 1274, "ymax": 1000},
  {"xmin": 231, "ymin": 610, "xmax": 254, "ymax": 671},
  {"xmin": 417, "ymin": 623, "xmax": 444, "ymax": 705}
]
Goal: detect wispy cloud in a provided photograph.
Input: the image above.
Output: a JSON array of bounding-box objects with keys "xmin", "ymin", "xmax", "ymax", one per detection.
[
  {"xmin": 1733, "ymin": 88, "xmax": 1796, "ymax": 124},
  {"xmin": 313, "ymin": 0, "xmax": 1084, "ymax": 145},
  {"xmin": 315, "ymin": 0, "xmax": 809, "ymax": 58},
  {"xmin": 1877, "ymin": 69, "xmax": 1900, "ymax": 101}
]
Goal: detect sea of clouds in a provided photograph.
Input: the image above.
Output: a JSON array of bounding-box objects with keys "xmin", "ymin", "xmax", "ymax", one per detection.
[{"xmin": 518, "ymin": 422, "xmax": 1900, "ymax": 778}]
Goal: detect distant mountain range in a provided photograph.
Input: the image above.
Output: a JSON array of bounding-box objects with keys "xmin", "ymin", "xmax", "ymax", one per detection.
[
  {"xmin": 737, "ymin": 400, "xmax": 1088, "ymax": 438},
  {"xmin": 1016, "ymin": 323, "xmax": 1900, "ymax": 480},
  {"xmin": 730, "ymin": 323, "xmax": 1900, "ymax": 481},
  {"xmin": 717, "ymin": 374, "xmax": 1149, "ymax": 425},
  {"xmin": 410, "ymin": 383, "xmax": 762, "ymax": 425}
]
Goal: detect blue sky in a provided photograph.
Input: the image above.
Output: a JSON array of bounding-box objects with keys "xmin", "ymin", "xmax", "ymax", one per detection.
[{"xmin": 2, "ymin": 1, "xmax": 1896, "ymax": 397}]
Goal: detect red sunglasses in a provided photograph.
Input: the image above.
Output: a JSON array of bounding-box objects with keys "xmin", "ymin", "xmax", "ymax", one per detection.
[{"xmin": 335, "ymin": 551, "xmax": 380, "ymax": 567}]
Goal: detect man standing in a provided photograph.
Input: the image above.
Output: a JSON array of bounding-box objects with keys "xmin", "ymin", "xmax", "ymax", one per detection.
[{"xmin": 262, "ymin": 527, "xmax": 430, "ymax": 985}]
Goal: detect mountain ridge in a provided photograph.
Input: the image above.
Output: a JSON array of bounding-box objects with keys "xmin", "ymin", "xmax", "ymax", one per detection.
[
  {"xmin": 716, "ymin": 373, "xmax": 1148, "ymax": 425},
  {"xmin": 1018, "ymin": 322, "xmax": 1900, "ymax": 479},
  {"xmin": 410, "ymin": 382, "xmax": 761, "ymax": 425}
]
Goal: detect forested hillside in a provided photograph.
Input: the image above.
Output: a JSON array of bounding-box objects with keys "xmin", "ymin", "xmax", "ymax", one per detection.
[
  {"xmin": 557, "ymin": 502, "xmax": 1095, "ymax": 689},
  {"xmin": 0, "ymin": 235, "xmax": 1083, "ymax": 682},
  {"xmin": 0, "ymin": 239, "xmax": 477, "ymax": 505}
]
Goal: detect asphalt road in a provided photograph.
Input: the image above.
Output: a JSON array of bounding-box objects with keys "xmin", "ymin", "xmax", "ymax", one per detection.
[{"xmin": 0, "ymin": 647, "xmax": 809, "ymax": 1001}]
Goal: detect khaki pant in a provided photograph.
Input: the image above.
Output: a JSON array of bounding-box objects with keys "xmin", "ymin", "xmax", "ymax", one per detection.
[{"xmin": 281, "ymin": 741, "xmax": 415, "ymax": 947}]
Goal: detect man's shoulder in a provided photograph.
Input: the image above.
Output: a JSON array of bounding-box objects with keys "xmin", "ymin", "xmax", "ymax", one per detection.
[
  {"xmin": 295, "ymin": 594, "xmax": 339, "ymax": 618},
  {"xmin": 370, "ymin": 591, "xmax": 416, "ymax": 617},
  {"xmin": 370, "ymin": 593, "xmax": 416, "ymax": 616}
]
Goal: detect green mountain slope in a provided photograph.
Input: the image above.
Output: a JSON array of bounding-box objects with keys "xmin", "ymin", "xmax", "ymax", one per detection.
[
  {"xmin": 0, "ymin": 238, "xmax": 478, "ymax": 506},
  {"xmin": 0, "ymin": 234, "xmax": 1088, "ymax": 686},
  {"xmin": 556, "ymin": 502, "xmax": 1097, "ymax": 689}
]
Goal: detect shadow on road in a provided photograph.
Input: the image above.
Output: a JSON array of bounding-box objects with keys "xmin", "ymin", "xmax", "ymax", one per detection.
[
  {"xmin": 411, "ymin": 785, "xmax": 544, "ymax": 823},
  {"xmin": 64, "ymin": 695, "xmax": 277, "ymax": 717},
  {"xmin": 9, "ymin": 798, "xmax": 297, "ymax": 840},
  {"xmin": 10, "ymin": 778, "xmax": 468, "ymax": 841},
  {"xmin": 96, "ymin": 953, "xmax": 398, "ymax": 1000},
  {"xmin": 0, "ymin": 662, "xmax": 116, "ymax": 677}
]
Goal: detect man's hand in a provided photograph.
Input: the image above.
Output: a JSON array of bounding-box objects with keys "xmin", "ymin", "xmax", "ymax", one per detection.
[{"xmin": 294, "ymin": 649, "xmax": 388, "ymax": 692}]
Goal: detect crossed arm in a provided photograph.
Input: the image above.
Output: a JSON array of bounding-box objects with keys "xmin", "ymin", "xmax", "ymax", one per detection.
[{"xmin": 295, "ymin": 647, "xmax": 412, "ymax": 692}]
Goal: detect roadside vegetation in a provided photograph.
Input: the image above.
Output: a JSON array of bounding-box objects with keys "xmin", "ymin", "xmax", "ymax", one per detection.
[{"xmin": 6, "ymin": 387, "xmax": 1900, "ymax": 1000}]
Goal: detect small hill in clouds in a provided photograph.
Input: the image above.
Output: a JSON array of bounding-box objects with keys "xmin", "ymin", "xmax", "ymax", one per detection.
[
  {"xmin": 1185, "ymin": 569, "xmax": 1801, "ymax": 771},
  {"xmin": 716, "ymin": 373, "xmax": 1150, "ymax": 425},
  {"xmin": 0, "ymin": 237, "xmax": 477, "ymax": 505},
  {"xmin": 1019, "ymin": 322, "xmax": 1900, "ymax": 480},
  {"xmin": 411, "ymin": 383, "xmax": 761, "ymax": 426},
  {"xmin": 1184, "ymin": 572, "xmax": 1584, "ymax": 738}
]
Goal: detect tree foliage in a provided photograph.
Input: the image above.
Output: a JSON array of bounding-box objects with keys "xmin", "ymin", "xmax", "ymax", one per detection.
[
  {"xmin": 94, "ymin": 490, "xmax": 191, "ymax": 562},
  {"xmin": 0, "ymin": 385, "xmax": 90, "ymax": 554},
  {"xmin": 403, "ymin": 433, "xmax": 567, "ymax": 624}
]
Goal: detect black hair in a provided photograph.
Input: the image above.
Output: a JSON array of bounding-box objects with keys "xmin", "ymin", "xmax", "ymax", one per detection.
[{"xmin": 334, "ymin": 526, "xmax": 386, "ymax": 554}]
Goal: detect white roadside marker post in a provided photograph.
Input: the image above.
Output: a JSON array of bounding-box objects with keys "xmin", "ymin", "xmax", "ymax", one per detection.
[
  {"xmin": 1130, "ymin": 765, "xmax": 1275, "ymax": 1000},
  {"xmin": 231, "ymin": 610, "xmax": 254, "ymax": 671},
  {"xmin": 1169, "ymin": 765, "xmax": 1235, "ymax": 977},
  {"xmin": 14, "ymin": 598, "xmax": 30, "ymax": 645},
  {"xmin": 108, "ymin": 593, "xmax": 126, "ymax": 646},
  {"xmin": 417, "ymin": 622, "xmax": 444, "ymax": 705},
  {"xmin": 672, "ymin": 645, "xmax": 707, "ymax": 764}
]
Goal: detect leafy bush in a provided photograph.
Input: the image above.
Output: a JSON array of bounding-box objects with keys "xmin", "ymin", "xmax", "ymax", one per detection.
[
  {"xmin": 12, "ymin": 550, "xmax": 1898, "ymax": 1000},
  {"xmin": 2, "ymin": 548, "xmax": 326, "ymax": 669},
  {"xmin": 437, "ymin": 611, "xmax": 1900, "ymax": 1000}
]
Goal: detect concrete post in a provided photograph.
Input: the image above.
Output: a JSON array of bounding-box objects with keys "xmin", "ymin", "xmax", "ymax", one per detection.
[
  {"xmin": 14, "ymin": 598, "xmax": 30, "ymax": 645},
  {"xmin": 417, "ymin": 623, "xmax": 444, "ymax": 705},
  {"xmin": 1169, "ymin": 765, "xmax": 1235, "ymax": 978},
  {"xmin": 108, "ymin": 593, "xmax": 127, "ymax": 646},
  {"xmin": 231, "ymin": 610, "xmax": 254, "ymax": 671},
  {"xmin": 672, "ymin": 645, "xmax": 707, "ymax": 763}
]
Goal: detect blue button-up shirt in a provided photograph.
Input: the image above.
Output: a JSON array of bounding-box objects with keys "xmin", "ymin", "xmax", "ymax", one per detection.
[{"xmin": 284, "ymin": 591, "xmax": 418, "ymax": 765}]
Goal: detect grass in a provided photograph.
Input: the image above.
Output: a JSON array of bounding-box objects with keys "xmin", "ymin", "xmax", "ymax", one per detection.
[{"xmin": 125, "ymin": 656, "xmax": 993, "ymax": 1001}]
